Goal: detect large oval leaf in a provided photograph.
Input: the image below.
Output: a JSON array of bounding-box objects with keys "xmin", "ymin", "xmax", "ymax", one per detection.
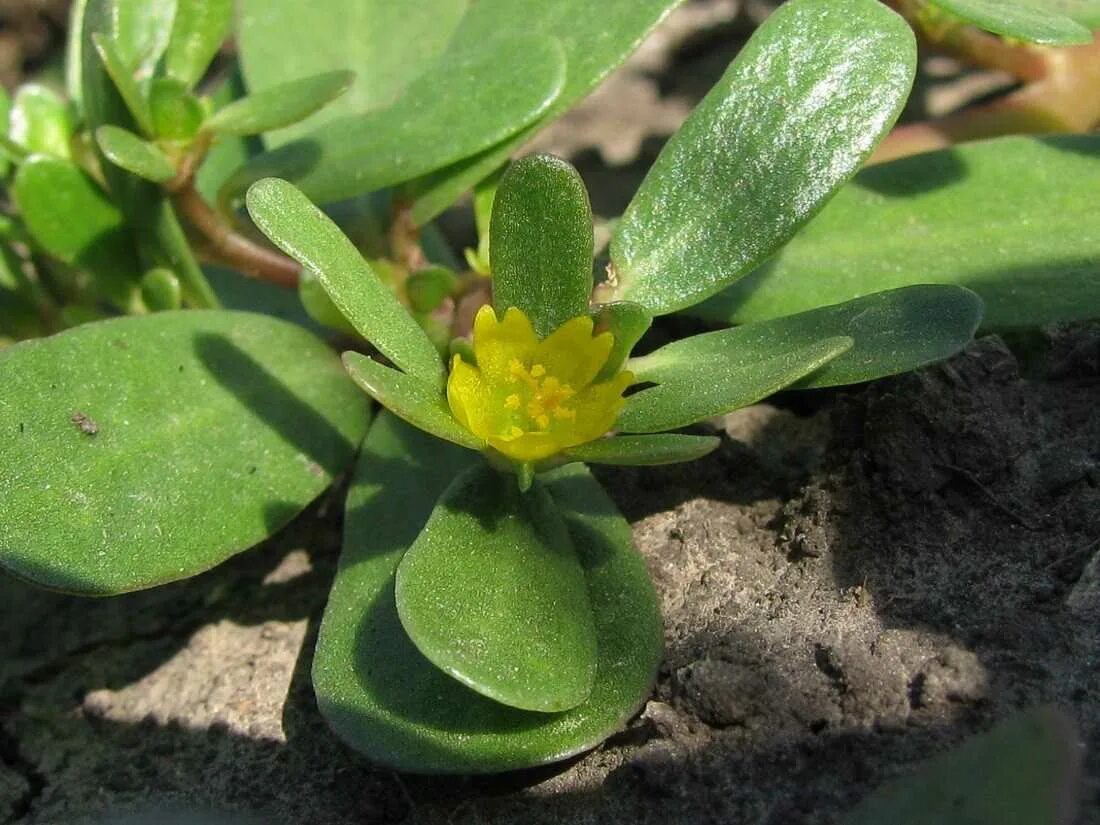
[
  {"xmin": 0, "ymin": 311, "xmax": 368, "ymax": 595},
  {"xmin": 490, "ymin": 154, "xmax": 593, "ymax": 337},
  {"xmin": 608, "ymin": 0, "xmax": 916, "ymax": 316},
  {"xmin": 396, "ymin": 464, "xmax": 597, "ymax": 712},
  {"xmin": 696, "ymin": 136, "xmax": 1100, "ymax": 331},
  {"xmin": 638, "ymin": 286, "xmax": 983, "ymax": 392},
  {"xmin": 312, "ymin": 412, "xmax": 663, "ymax": 772},
  {"xmin": 407, "ymin": 0, "xmax": 683, "ymax": 224},
  {"xmin": 224, "ymin": 36, "xmax": 565, "ymax": 206},
  {"xmin": 236, "ymin": 0, "xmax": 469, "ymax": 145}
]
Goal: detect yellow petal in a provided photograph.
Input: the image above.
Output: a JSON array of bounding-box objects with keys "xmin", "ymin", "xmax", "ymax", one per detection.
[
  {"xmin": 567, "ymin": 371, "xmax": 634, "ymax": 444},
  {"xmin": 471, "ymin": 305, "xmax": 538, "ymax": 382},
  {"xmin": 534, "ymin": 316, "xmax": 613, "ymax": 389},
  {"xmin": 487, "ymin": 430, "xmax": 560, "ymax": 462}
]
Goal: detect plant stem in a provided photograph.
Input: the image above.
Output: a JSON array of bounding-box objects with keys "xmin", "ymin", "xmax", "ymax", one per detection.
[{"xmin": 172, "ymin": 184, "xmax": 300, "ymax": 288}]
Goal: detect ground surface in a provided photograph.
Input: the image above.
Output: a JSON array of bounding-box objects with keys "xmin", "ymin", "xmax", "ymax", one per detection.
[{"xmin": 2, "ymin": 1, "xmax": 1099, "ymax": 824}]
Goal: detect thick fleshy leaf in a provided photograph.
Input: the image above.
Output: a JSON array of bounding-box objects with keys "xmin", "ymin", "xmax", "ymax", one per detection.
[
  {"xmin": 697, "ymin": 136, "xmax": 1100, "ymax": 331},
  {"xmin": 164, "ymin": 0, "xmax": 232, "ymax": 87},
  {"xmin": 140, "ymin": 267, "xmax": 181, "ymax": 311},
  {"xmin": 407, "ymin": 0, "xmax": 682, "ymax": 224},
  {"xmin": 12, "ymin": 154, "xmax": 142, "ymax": 311},
  {"xmin": 930, "ymin": 0, "xmax": 1093, "ymax": 45},
  {"xmin": 563, "ymin": 433, "xmax": 719, "ymax": 467},
  {"xmin": 205, "ymin": 71, "xmax": 355, "ymax": 137},
  {"xmin": 592, "ymin": 301, "xmax": 651, "ymax": 381},
  {"xmin": 618, "ymin": 337, "xmax": 853, "ymax": 434},
  {"xmin": 90, "ymin": 32, "xmax": 154, "ymax": 136},
  {"xmin": 312, "ymin": 412, "xmax": 663, "ymax": 772},
  {"xmin": 246, "ymin": 178, "xmax": 443, "ymax": 384},
  {"xmin": 237, "ymin": 0, "xmax": 468, "ymax": 145},
  {"xmin": 342, "ymin": 352, "xmax": 482, "ymax": 450},
  {"xmin": 223, "ymin": 36, "xmax": 564, "ymax": 206},
  {"xmin": 112, "ymin": 0, "xmax": 176, "ymax": 78},
  {"xmin": 0, "ymin": 310, "xmax": 369, "ymax": 595},
  {"xmin": 395, "ymin": 464, "xmax": 597, "ymax": 712},
  {"xmin": 9, "ymin": 85, "xmax": 72, "ymax": 159},
  {"xmin": 96, "ymin": 125, "xmax": 176, "ymax": 183},
  {"xmin": 608, "ymin": 0, "xmax": 916, "ymax": 316},
  {"xmin": 148, "ymin": 77, "xmax": 204, "ymax": 140},
  {"xmin": 645, "ymin": 286, "xmax": 982, "ymax": 392},
  {"xmin": 490, "ymin": 154, "xmax": 593, "ymax": 336},
  {"xmin": 842, "ymin": 707, "xmax": 1081, "ymax": 825}
]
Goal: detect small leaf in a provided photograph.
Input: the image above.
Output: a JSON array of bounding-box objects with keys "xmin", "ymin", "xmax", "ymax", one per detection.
[
  {"xmin": 298, "ymin": 268, "xmax": 357, "ymax": 334},
  {"xmin": 12, "ymin": 154, "xmax": 142, "ymax": 312},
  {"xmin": 96, "ymin": 125, "xmax": 176, "ymax": 183},
  {"xmin": 165, "ymin": 0, "xmax": 232, "ymax": 87},
  {"xmin": 405, "ymin": 266, "xmax": 459, "ymax": 314},
  {"xmin": 112, "ymin": 0, "xmax": 177, "ymax": 78},
  {"xmin": 842, "ymin": 707, "xmax": 1082, "ymax": 825},
  {"xmin": 205, "ymin": 71, "xmax": 355, "ymax": 137},
  {"xmin": 697, "ymin": 136, "xmax": 1100, "ymax": 331},
  {"xmin": 562, "ymin": 433, "xmax": 720, "ymax": 467},
  {"xmin": 618, "ymin": 337, "xmax": 853, "ymax": 434},
  {"xmin": 592, "ymin": 301, "xmax": 651, "ymax": 381},
  {"xmin": 91, "ymin": 32, "xmax": 154, "ymax": 136},
  {"xmin": 406, "ymin": 0, "xmax": 682, "ymax": 224},
  {"xmin": 313, "ymin": 413, "xmax": 662, "ymax": 771},
  {"xmin": 930, "ymin": 0, "xmax": 1093, "ymax": 45},
  {"xmin": 9, "ymin": 85, "xmax": 73, "ymax": 160},
  {"xmin": 609, "ymin": 0, "xmax": 916, "ymax": 315},
  {"xmin": 223, "ymin": 35, "xmax": 565, "ymax": 206},
  {"xmin": 246, "ymin": 178, "xmax": 443, "ymax": 384},
  {"xmin": 236, "ymin": 0, "xmax": 469, "ymax": 145},
  {"xmin": 140, "ymin": 267, "xmax": 181, "ymax": 311},
  {"xmin": 647, "ymin": 286, "xmax": 983, "ymax": 391},
  {"xmin": 148, "ymin": 77, "xmax": 204, "ymax": 140},
  {"xmin": 396, "ymin": 463, "xmax": 597, "ymax": 712},
  {"xmin": 490, "ymin": 154, "xmax": 593, "ymax": 337},
  {"xmin": 342, "ymin": 352, "xmax": 482, "ymax": 450},
  {"xmin": 0, "ymin": 310, "xmax": 369, "ymax": 594}
]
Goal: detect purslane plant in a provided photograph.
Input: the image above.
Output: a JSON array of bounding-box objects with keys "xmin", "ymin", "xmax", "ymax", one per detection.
[{"xmin": 1, "ymin": 0, "xmax": 1099, "ymax": 776}]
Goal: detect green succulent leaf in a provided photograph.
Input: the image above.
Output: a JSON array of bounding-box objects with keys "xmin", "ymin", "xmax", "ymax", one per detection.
[
  {"xmin": 83, "ymin": 2, "xmax": 218, "ymax": 308},
  {"xmin": 112, "ymin": 0, "xmax": 176, "ymax": 78},
  {"xmin": 139, "ymin": 267, "xmax": 181, "ymax": 311},
  {"xmin": 929, "ymin": 0, "xmax": 1094, "ymax": 45},
  {"xmin": 405, "ymin": 266, "xmax": 459, "ymax": 314},
  {"xmin": 0, "ymin": 310, "xmax": 369, "ymax": 595},
  {"xmin": 12, "ymin": 154, "xmax": 142, "ymax": 312},
  {"xmin": 563, "ymin": 433, "xmax": 720, "ymax": 467},
  {"xmin": 8, "ymin": 84, "xmax": 73, "ymax": 160},
  {"xmin": 618, "ymin": 336, "xmax": 853, "ymax": 434},
  {"xmin": 609, "ymin": 0, "xmax": 916, "ymax": 316},
  {"xmin": 297, "ymin": 268, "xmax": 356, "ymax": 334},
  {"xmin": 395, "ymin": 463, "xmax": 597, "ymax": 712},
  {"xmin": 96, "ymin": 125, "xmax": 176, "ymax": 183},
  {"xmin": 407, "ymin": 0, "xmax": 683, "ymax": 224},
  {"xmin": 312, "ymin": 412, "xmax": 662, "ymax": 772},
  {"xmin": 246, "ymin": 177, "xmax": 443, "ymax": 384},
  {"xmin": 237, "ymin": 0, "xmax": 468, "ymax": 145},
  {"xmin": 490, "ymin": 154, "xmax": 593, "ymax": 337},
  {"xmin": 148, "ymin": 77, "xmax": 204, "ymax": 140},
  {"xmin": 697, "ymin": 136, "xmax": 1100, "ymax": 331},
  {"xmin": 592, "ymin": 301, "xmax": 652, "ymax": 381},
  {"xmin": 164, "ymin": 0, "xmax": 232, "ymax": 87},
  {"xmin": 842, "ymin": 707, "xmax": 1082, "ymax": 825},
  {"xmin": 646, "ymin": 286, "xmax": 983, "ymax": 392},
  {"xmin": 90, "ymin": 32, "xmax": 155, "ymax": 136},
  {"xmin": 223, "ymin": 36, "xmax": 564, "ymax": 206},
  {"xmin": 342, "ymin": 352, "xmax": 482, "ymax": 450},
  {"xmin": 205, "ymin": 71, "xmax": 355, "ymax": 137}
]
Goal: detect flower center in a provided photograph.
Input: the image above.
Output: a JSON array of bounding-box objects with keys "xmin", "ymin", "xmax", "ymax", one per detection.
[{"xmin": 502, "ymin": 358, "xmax": 577, "ymax": 438}]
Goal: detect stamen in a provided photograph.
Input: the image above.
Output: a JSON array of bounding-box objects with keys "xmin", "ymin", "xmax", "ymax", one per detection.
[{"xmin": 504, "ymin": 394, "xmax": 520, "ymax": 410}]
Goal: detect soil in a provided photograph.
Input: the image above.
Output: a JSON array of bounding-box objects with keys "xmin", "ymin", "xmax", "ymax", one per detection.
[{"xmin": 2, "ymin": 2, "xmax": 1099, "ymax": 824}]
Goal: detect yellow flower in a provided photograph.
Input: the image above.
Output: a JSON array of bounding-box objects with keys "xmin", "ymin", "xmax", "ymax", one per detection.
[{"xmin": 447, "ymin": 305, "xmax": 634, "ymax": 463}]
